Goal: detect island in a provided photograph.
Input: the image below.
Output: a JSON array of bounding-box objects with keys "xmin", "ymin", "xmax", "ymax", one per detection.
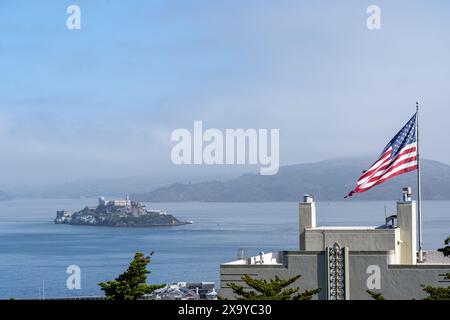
[{"xmin": 55, "ymin": 196, "xmax": 192, "ymax": 227}]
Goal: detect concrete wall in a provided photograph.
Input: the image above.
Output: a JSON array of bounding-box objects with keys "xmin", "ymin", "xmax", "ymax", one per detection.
[
  {"xmin": 220, "ymin": 250, "xmax": 450, "ymax": 300},
  {"xmin": 397, "ymin": 201, "xmax": 417, "ymax": 264},
  {"xmin": 220, "ymin": 252, "xmax": 327, "ymax": 300},
  {"xmin": 346, "ymin": 251, "xmax": 449, "ymax": 300},
  {"xmin": 304, "ymin": 229, "xmax": 399, "ymax": 252},
  {"xmin": 299, "ymin": 202, "xmax": 316, "ymax": 250}
]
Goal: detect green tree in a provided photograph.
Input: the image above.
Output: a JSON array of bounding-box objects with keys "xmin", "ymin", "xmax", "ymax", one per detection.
[
  {"xmin": 421, "ymin": 285, "xmax": 450, "ymax": 300},
  {"xmin": 437, "ymin": 236, "xmax": 450, "ymax": 257},
  {"xmin": 99, "ymin": 252, "xmax": 164, "ymax": 300},
  {"xmin": 366, "ymin": 290, "xmax": 385, "ymax": 300},
  {"xmin": 419, "ymin": 235, "xmax": 450, "ymax": 300},
  {"xmin": 226, "ymin": 274, "xmax": 320, "ymax": 300}
]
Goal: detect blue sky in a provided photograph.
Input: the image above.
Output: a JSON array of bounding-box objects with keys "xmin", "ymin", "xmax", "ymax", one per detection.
[{"xmin": 1, "ymin": 0, "xmax": 450, "ymax": 186}]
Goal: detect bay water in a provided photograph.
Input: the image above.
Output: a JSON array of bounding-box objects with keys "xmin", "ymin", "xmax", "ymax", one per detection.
[{"xmin": 0, "ymin": 198, "xmax": 448, "ymax": 299}]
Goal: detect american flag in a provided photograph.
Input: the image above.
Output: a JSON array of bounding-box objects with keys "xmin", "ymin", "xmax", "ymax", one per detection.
[{"xmin": 346, "ymin": 113, "xmax": 418, "ymax": 198}]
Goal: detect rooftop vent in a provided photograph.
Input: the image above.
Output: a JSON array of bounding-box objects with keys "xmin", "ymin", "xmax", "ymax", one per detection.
[
  {"xmin": 237, "ymin": 248, "xmax": 246, "ymax": 261},
  {"xmin": 303, "ymin": 194, "xmax": 314, "ymax": 203},
  {"xmin": 402, "ymin": 187, "xmax": 412, "ymax": 201}
]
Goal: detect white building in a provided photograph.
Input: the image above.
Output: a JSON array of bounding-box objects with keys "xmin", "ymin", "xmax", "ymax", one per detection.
[{"xmin": 220, "ymin": 188, "xmax": 450, "ymax": 300}]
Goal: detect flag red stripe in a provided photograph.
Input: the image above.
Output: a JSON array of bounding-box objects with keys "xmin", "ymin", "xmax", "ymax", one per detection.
[
  {"xmin": 348, "ymin": 165, "xmax": 418, "ymax": 196},
  {"xmin": 357, "ymin": 146, "xmax": 416, "ymax": 182},
  {"xmin": 361, "ymin": 156, "xmax": 417, "ymax": 186},
  {"xmin": 356, "ymin": 151, "xmax": 392, "ymax": 181}
]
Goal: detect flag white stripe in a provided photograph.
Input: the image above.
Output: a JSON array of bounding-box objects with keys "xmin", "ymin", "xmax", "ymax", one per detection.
[
  {"xmin": 357, "ymin": 148, "xmax": 417, "ymax": 186},
  {"xmin": 357, "ymin": 142, "xmax": 417, "ymax": 180},
  {"xmin": 358, "ymin": 160, "xmax": 418, "ymax": 190}
]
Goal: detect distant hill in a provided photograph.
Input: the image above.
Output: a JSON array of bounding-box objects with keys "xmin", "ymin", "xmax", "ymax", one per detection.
[
  {"xmin": 10, "ymin": 170, "xmax": 243, "ymax": 199},
  {"xmin": 133, "ymin": 158, "xmax": 450, "ymax": 202}
]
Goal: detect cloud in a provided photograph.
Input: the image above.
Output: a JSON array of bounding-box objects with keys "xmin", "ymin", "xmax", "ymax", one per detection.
[{"xmin": 1, "ymin": 0, "xmax": 450, "ymax": 187}]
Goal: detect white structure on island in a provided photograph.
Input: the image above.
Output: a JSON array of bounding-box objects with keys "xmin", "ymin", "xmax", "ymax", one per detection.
[
  {"xmin": 98, "ymin": 195, "xmax": 132, "ymax": 208},
  {"xmin": 220, "ymin": 187, "xmax": 450, "ymax": 300},
  {"xmin": 98, "ymin": 196, "xmax": 106, "ymax": 206}
]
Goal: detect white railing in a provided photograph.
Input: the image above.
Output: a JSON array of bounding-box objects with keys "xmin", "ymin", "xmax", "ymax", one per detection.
[{"xmin": 224, "ymin": 252, "xmax": 282, "ymax": 265}]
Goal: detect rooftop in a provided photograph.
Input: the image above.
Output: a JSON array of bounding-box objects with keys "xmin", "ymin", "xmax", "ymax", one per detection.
[
  {"xmin": 310, "ymin": 226, "xmax": 381, "ymax": 231},
  {"xmin": 420, "ymin": 251, "xmax": 450, "ymax": 265},
  {"xmin": 223, "ymin": 252, "xmax": 282, "ymax": 266}
]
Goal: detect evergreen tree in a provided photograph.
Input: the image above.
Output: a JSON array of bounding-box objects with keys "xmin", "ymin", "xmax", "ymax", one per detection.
[
  {"xmin": 366, "ymin": 290, "xmax": 385, "ymax": 300},
  {"xmin": 99, "ymin": 252, "xmax": 164, "ymax": 300},
  {"xmin": 227, "ymin": 274, "xmax": 320, "ymax": 300},
  {"xmin": 421, "ymin": 285, "xmax": 450, "ymax": 300},
  {"xmin": 437, "ymin": 236, "xmax": 450, "ymax": 257},
  {"xmin": 419, "ymin": 236, "xmax": 450, "ymax": 300}
]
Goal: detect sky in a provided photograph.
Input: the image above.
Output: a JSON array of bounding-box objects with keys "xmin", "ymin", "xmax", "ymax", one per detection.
[{"xmin": 1, "ymin": 0, "xmax": 450, "ymax": 187}]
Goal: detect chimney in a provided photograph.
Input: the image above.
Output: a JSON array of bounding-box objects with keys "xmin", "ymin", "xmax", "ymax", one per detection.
[
  {"xmin": 299, "ymin": 195, "xmax": 316, "ymax": 250},
  {"xmin": 397, "ymin": 187, "xmax": 417, "ymax": 265}
]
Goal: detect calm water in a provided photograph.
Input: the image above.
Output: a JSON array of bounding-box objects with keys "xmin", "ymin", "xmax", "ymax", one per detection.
[{"xmin": 0, "ymin": 198, "xmax": 449, "ymax": 299}]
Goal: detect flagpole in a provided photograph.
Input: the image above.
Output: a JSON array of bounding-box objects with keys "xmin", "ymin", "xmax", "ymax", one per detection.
[{"xmin": 416, "ymin": 101, "xmax": 423, "ymax": 262}]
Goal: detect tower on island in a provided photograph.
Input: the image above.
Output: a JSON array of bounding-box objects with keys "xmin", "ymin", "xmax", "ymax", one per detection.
[{"xmin": 98, "ymin": 196, "xmax": 106, "ymax": 206}]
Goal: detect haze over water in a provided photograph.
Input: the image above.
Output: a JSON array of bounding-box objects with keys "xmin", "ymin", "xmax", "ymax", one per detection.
[{"xmin": 0, "ymin": 198, "xmax": 448, "ymax": 299}]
